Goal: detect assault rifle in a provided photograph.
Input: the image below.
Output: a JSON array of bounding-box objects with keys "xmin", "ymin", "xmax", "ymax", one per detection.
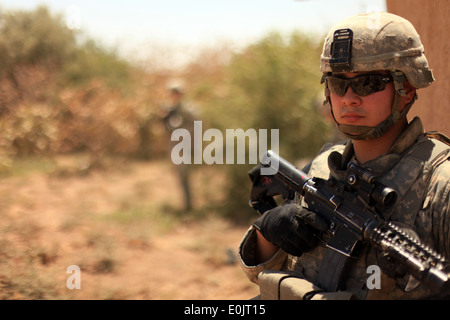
[{"xmin": 249, "ymin": 150, "xmax": 450, "ymax": 293}]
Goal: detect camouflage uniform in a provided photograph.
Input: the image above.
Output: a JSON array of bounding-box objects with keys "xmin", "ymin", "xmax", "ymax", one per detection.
[
  {"xmin": 239, "ymin": 117, "xmax": 450, "ymax": 299},
  {"xmin": 238, "ymin": 13, "xmax": 450, "ymax": 299},
  {"xmin": 162, "ymin": 86, "xmax": 196, "ymax": 211}
]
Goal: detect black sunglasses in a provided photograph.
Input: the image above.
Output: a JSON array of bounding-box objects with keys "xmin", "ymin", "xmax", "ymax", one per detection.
[{"xmin": 325, "ymin": 73, "xmax": 393, "ymax": 97}]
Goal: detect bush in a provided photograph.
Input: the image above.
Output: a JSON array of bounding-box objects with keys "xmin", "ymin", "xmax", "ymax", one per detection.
[
  {"xmin": 185, "ymin": 32, "xmax": 331, "ymax": 222},
  {"xmin": 0, "ymin": 6, "xmax": 148, "ymax": 164},
  {"xmin": 59, "ymin": 39, "xmax": 134, "ymax": 90},
  {"xmin": 0, "ymin": 6, "xmax": 76, "ymax": 92},
  {"xmin": 0, "ymin": 6, "xmax": 331, "ymax": 223}
]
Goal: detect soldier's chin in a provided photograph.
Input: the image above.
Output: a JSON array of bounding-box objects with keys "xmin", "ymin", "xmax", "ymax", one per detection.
[
  {"xmin": 345, "ymin": 128, "xmax": 365, "ymax": 136},
  {"xmin": 337, "ymin": 123, "xmax": 378, "ymax": 139}
]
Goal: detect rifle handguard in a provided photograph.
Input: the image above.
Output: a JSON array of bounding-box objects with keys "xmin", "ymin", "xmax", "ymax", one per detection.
[{"xmin": 250, "ymin": 150, "xmax": 450, "ymax": 293}]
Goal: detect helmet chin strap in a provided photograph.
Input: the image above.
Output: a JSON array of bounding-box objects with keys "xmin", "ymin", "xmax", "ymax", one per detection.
[{"xmin": 326, "ymin": 71, "xmax": 416, "ymax": 140}]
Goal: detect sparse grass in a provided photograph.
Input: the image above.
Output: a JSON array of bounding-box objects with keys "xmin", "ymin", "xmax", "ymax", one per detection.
[
  {"xmin": 3, "ymin": 156, "xmax": 58, "ymax": 177},
  {"xmin": 181, "ymin": 217, "xmax": 239, "ymax": 267},
  {"xmin": 0, "ymin": 153, "xmax": 255, "ymax": 300},
  {"xmin": 100, "ymin": 201, "xmax": 180, "ymax": 236},
  {"xmin": 0, "ymin": 228, "xmax": 67, "ymax": 299},
  {"xmin": 0, "ymin": 156, "xmax": 180, "ymax": 299}
]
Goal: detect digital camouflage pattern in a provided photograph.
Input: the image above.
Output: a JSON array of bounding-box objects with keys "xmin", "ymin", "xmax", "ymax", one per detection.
[
  {"xmin": 320, "ymin": 12, "xmax": 434, "ymax": 140},
  {"xmin": 239, "ymin": 117, "xmax": 450, "ymax": 299},
  {"xmin": 320, "ymin": 12, "xmax": 434, "ymax": 88},
  {"xmin": 238, "ymin": 12, "xmax": 450, "ymax": 300}
]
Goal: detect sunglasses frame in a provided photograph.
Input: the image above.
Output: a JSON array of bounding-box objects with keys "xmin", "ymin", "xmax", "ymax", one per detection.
[{"xmin": 324, "ymin": 73, "xmax": 394, "ymax": 97}]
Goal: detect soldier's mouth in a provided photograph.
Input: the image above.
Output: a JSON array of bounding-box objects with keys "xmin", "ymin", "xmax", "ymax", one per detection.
[{"xmin": 341, "ymin": 113, "xmax": 365, "ymax": 123}]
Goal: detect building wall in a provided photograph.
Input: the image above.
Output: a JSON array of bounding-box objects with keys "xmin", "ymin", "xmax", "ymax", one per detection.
[{"xmin": 386, "ymin": 0, "xmax": 449, "ymax": 136}]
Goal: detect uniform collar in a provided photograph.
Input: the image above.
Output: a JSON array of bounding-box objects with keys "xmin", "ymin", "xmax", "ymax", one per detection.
[
  {"xmin": 337, "ymin": 117, "xmax": 424, "ymax": 177},
  {"xmin": 387, "ymin": 116, "xmax": 424, "ymax": 155}
]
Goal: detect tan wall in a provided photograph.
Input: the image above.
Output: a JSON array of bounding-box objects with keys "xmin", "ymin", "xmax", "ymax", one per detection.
[{"xmin": 386, "ymin": 0, "xmax": 450, "ymax": 136}]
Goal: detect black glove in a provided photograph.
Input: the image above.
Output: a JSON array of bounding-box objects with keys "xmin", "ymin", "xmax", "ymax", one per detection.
[
  {"xmin": 253, "ymin": 203, "xmax": 328, "ymax": 256},
  {"xmin": 248, "ymin": 163, "xmax": 295, "ymax": 215}
]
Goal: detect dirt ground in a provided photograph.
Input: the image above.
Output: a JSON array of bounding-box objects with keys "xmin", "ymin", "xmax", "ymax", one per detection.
[{"xmin": 0, "ymin": 155, "xmax": 260, "ymax": 300}]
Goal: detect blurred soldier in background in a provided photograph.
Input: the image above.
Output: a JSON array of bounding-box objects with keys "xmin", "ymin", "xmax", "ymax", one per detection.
[{"xmin": 161, "ymin": 84, "xmax": 196, "ymax": 211}]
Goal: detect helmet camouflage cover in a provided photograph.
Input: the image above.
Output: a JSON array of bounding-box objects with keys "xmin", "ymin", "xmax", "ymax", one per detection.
[
  {"xmin": 320, "ymin": 12, "xmax": 434, "ymax": 88},
  {"xmin": 320, "ymin": 12, "xmax": 434, "ymax": 140}
]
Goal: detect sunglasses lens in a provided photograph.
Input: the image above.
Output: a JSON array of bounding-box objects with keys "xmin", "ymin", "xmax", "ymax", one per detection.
[
  {"xmin": 353, "ymin": 76, "xmax": 382, "ymax": 96},
  {"xmin": 327, "ymin": 74, "xmax": 392, "ymax": 97},
  {"xmin": 327, "ymin": 77, "xmax": 347, "ymax": 96}
]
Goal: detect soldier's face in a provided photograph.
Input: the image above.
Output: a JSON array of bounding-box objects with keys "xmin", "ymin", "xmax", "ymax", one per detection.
[{"xmin": 329, "ymin": 72, "xmax": 395, "ymax": 130}]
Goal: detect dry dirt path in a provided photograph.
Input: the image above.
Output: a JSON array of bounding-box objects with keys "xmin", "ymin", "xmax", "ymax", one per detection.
[{"xmin": 0, "ymin": 157, "xmax": 259, "ymax": 299}]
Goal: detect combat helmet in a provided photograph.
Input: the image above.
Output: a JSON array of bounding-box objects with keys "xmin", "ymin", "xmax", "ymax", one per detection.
[{"xmin": 320, "ymin": 12, "xmax": 434, "ymax": 140}]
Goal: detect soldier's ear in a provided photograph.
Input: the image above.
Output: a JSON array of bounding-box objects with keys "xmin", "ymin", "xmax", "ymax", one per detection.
[
  {"xmin": 403, "ymin": 80, "xmax": 416, "ymax": 103},
  {"xmin": 399, "ymin": 80, "xmax": 416, "ymax": 111}
]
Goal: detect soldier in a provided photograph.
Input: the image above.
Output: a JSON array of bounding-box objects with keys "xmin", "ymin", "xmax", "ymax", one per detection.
[
  {"xmin": 238, "ymin": 12, "xmax": 450, "ymax": 299},
  {"xmin": 161, "ymin": 85, "xmax": 196, "ymax": 211}
]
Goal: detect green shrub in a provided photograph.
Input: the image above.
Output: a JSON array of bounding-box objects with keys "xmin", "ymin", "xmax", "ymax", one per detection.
[{"xmin": 191, "ymin": 32, "xmax": 331, "ymax": 222}]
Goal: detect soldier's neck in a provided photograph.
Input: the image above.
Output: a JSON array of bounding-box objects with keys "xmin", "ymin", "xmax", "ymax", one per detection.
[{"xmin": 352, "ymin": 119, "xmax": 407, "ymax": 164}]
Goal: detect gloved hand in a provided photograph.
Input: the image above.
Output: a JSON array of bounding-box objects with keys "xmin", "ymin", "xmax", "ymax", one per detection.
[
  {"xmin": 375, "ymin": 222, "xmax": 421, "ymax": 291},
  {"xmin": 253, "ymin": 203, "xmax": 328, "ymax": 256},
  {"xmin": 248, "ymin": 163, "xmax": 295, "ymax": 215}
]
